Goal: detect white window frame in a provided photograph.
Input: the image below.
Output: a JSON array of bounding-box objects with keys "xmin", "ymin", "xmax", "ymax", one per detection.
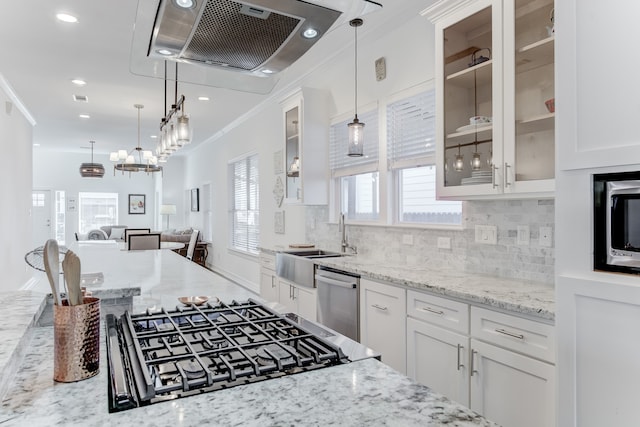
[{"xmin": 228, "ymin": 152, "xmax": 260, "ymax": 255}]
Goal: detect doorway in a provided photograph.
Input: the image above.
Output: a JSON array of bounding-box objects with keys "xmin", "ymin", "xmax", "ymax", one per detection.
[{"xmin": 32, "ymin": 189, "xmax": 51, "ymax": 247}]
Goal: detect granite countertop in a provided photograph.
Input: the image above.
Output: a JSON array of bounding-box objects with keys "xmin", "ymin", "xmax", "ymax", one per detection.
[
  {"xmin": 263, "ymin": 248, "xmax": 555, "ymax": 322},
  {"xmin": 1, "ymin": 243, "xmax": 497, "ymax": 426},
  {"xmin": 0, "ymin": 326, "xmax": 497, "ymax": 427}
]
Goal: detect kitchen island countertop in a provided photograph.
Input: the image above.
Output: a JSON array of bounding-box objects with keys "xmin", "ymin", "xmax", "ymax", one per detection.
[{"xmin": 1, "ymin": 243, "xmax": 497, "ymax": 426}]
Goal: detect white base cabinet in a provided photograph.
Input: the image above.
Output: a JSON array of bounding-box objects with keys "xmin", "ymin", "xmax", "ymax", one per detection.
[
  {"xmin": 360, "ymin": 278, "xmax": 406, "ymax": 374},
  {"xmin": 259, "ymin": 253, "xmax": 278, "ymax": 303},
  {"xmin": 407, "ymin": 317, "xmax": 469, "ymax": 406},
  {"xmin": 405, "ymin": 290, "xmax": 555, "ymax": 427},
  {"xmin": 278, "ymin": 279, "xmax": 317, "ymax": 322},
  {"xmin": 470, "ymin": 339, "xmax": 555, "ymax": 427}
]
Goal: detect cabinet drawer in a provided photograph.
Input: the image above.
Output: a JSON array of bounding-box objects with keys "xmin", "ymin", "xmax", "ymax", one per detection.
[
  {"xmin": 260, "ymin": 254, "xmax": 276, "ymax": 270},
  {"xmin": 471, "ymin": 306, "xmax": 555, "ymax": 363},
  {"xmin": 407, "ymin": 290, "xmax": 469, "ymax": 334}
]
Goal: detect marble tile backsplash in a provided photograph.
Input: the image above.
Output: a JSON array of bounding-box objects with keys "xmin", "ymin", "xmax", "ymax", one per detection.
[{"xmin": 305, "ymin": 199, "xmax": 554, "ymax": 285}]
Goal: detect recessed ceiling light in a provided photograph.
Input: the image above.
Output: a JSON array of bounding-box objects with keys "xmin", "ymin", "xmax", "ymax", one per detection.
[
  {"xmin": 79, "ymin": 114, "xmax": 90, "ymax": 119},
  {"xmin": 261, "ymin": 69, "xmax": 274, "ymax": 74},
  {"xmin": 302, "ymin": 28, "xmax": 318, "ymax": 39},
  {"xmin": 56, "ymin": 13, "xmax": 78, "ymax": 23},
  {"xmin": 174, "ymin": 0, "xmax": 195, "ymax": 8},
  {"xmin": 150, "ymin": 135, "xmax": 158, "ymax": 139},
  {"xmin": 157, "ymin": 49, "xmax": 173, "ymax": 56},
  {"xmin": 71, "ymin": 79, "xmax": 86, "ymax": 86},
  {"xmin": 33, "ymin": 143, "xmax": 41, "ymax": 147},
  {"xmin": 198, "ymin": 96, "xmax": 210, "ymax": 101}
]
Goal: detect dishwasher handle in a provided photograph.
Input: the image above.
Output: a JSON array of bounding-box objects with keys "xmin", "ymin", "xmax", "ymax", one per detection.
[{"xmin": 315, "ymin": 274, "xmax": 357, "ymax": 289}]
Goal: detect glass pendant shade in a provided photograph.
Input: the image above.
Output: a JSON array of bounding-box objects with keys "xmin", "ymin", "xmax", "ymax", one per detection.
[
  {"xmin": 471, "ymin": 152, "xmax": 482, "ymax": 170},
  {"xmin": 126, "ymin": 155, "xmax": 135, "ymax": 164},
  {"xmin": 347, "ymin": 118, "xmax": 365, "ymax": 157},
  {"xmin": 169, "ymin": 122, "xmax": 178, "ymax": 149},
  {"xmin": 176, "ymin": 115, "xmax": 191, "ymax": 145},
  {"xmin": 454, "ymin": 154, "xmax": 464, "ymax": 171},
  {"xmin": 118, "ymin": 150, "xmax": 128, "ymax": 160},
  {"xmin": 109, "ymin": 152, "xmax": 119, "ymax": 162}
]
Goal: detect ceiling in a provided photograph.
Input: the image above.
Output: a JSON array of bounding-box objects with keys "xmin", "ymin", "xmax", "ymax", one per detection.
[{"xmin": 0, "ymin": 0, "xmax": 430, "ymax": 158}]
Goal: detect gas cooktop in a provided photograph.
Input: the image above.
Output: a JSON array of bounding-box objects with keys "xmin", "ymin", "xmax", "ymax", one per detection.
[{"xmin": 106, "ymin": 299, "xmax": 350, "ymax": 412}]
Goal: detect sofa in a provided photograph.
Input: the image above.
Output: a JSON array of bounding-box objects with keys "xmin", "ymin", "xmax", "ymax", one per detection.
[{"xmin": 160, "ymin": 227, "xmax": 201, "ymax": 243}]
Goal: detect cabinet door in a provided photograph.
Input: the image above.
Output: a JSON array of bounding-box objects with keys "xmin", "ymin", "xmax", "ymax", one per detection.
[
  {"xmin": 434, "ymin": 0, "xmax": 504, "ymax": 199},
  {"xmin": 503, "ymin": 0, "xmax": 555, "ymax": 194},
  {"xmin": 360, "ymin": 279, "xmax": 406, "ymax": 374},
  {"xmin": 259, "ymin": 269, "xmax": 278, "ymax": 303},
  {"xmin": 295, "ymin": 286, "xmax": 317, "ymax": 322},
  {"xmin": 278, "ymin": 280, "xmax": 296, "ymax": 313},
  {"xmin": 407, "ymin": 317, "xmax": 469, "ymax": 406},
  {"xmin": 470, "ymin": 339, "xmax": 555, "ymax": 427}
]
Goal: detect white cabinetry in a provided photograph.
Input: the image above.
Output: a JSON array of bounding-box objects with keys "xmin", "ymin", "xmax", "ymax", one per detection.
[
  {"xmin": 360, "ymin": 278, "xmax": 406, "ymax": 374},
  {"xmin": 280, "ymin": 88, "xmax": 330, "ymax": 205},
  {"xmin": 259, "ymin": 253, "xmax": 278, "ymax": 303},
  {"xmin": 469, "ymin": 307, "xmax": 555, "ymax": 427},
  {"xmin": 278, "ymin": 278, "xmax": 317, "ymax": 322},
  {"xmin": 406, "ymin": 290, "xmax": 555, "ymax": 427},
  {"xmin": 423, "ymin": 0, "xmax": 554, "ymax": 199}
]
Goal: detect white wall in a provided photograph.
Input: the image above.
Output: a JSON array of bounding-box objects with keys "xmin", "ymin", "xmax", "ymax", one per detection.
[
  {"xmin": 0, "ymin": 79, "xmax": 34, "ymax": 290},
  {"xmin": 32, "ymin": 151, "xmax": 159, "ymax": 243},
  {"xmin": 159, "ymin": 156, "xmax": 186, "ymax": 229},
  {"xmin": 180, "ymin": 13, "xmax": 435, "ymax": 290}
]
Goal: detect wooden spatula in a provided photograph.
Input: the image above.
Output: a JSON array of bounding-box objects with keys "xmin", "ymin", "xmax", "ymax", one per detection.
[
  {"xmin": 62, "ymin": 251, "xmax": 83, "ymax": 306},
  {"xmin": 43, "ymin": 239, "xmax": 61, "ymax": 305}
]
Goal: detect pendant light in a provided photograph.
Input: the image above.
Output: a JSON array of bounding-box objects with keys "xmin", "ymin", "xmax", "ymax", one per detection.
[
  {"xmin": 347, "ymin": 18, "xmax": 364, "ymax": 157},
  {"xmin": 79, "ymin": 140, "xmax": 105, "ymax": 178},
  {"xmin": 110, "ymin": 104, "xmax": 162, "ymax": 176}
]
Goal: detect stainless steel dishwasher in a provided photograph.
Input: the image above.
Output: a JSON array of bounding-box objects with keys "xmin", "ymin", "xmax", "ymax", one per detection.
[{"xmin": 315, "ymin": 266, "xmax": 360, "ymax": 342}]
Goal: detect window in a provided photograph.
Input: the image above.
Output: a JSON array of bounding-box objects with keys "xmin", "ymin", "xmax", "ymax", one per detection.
[
  {"xmin": 55, "ymin": 191, "xmax": 66, "ymax": 244},
  {"xmin": 330, "ymin": 108, "xmax": 379, "ymax": 221},
  {"xmin": 229, "ymin": 154, "xmax": 259, "ymax": 254},
  {"xmin": 78, "ymin": 192, "xmax": 118, "ymax": 233},
  {"xmin": 387, "ymin": 87, "xmax": 461, "ymax": 225}
]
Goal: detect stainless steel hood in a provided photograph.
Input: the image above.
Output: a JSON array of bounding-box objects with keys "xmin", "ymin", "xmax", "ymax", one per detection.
[{"xmin": 130, "ymin": 0, "xmax": 382, "ymax": 94}]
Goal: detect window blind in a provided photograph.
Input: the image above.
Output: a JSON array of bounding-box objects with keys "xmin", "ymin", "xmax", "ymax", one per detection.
[
  {"xmin": 230, "ymin": 154, "xmax": 259, "ymax": 254},
  {"xmin": 387, "ymin": 88, "xmax": 436, "ymax": 169},
  {"xmin": 329, "ymin": 108, "xmax": 379, "ymax": 173}
]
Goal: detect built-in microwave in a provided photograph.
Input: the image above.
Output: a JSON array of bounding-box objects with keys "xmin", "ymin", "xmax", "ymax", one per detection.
[{"xmin": 594, "ymin": 171, "xmax": 640, "ymax": 274}]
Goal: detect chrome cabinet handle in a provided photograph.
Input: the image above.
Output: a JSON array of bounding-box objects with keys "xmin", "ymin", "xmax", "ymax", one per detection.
[
  {"xmin": 291, "ymin": 285, "xmax": 296, "ymax": 300},
  {"xmin": 457, "ymin": 344, "xmax": 464, "ymax": 371},
  {"xmin": 470, "ymin": 349, "xmax": 478, "ymax": 376},
  {"xmin": 495, "ymin": 328, "xmax": 525, "ymax": 340},
  {"xmin": 491, "ymin": 164, "xmax": 499, "ymax": 189},
  {"xmin": 372, "ymin": 304, "xmax": 388, "ymax": 311},
  {"xmin": 504, "ymin": 162, "xmax": 512, "ymax": 187},
  {"xmin": 419, "ymin": 306, "xmax": 445, "ymax": 316},
  {"xmin": 271, "ymin": 276, "xmax": 276, "ymax": 288}
]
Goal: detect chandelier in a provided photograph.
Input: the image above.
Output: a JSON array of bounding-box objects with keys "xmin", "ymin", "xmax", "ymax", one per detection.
[
  {"xmin": 79, "ymin": 140, "xmax": 105, "ymax": 178},
  {"xmin": 156, "ymin": 62, "xmax": 192, "ymax": 163},
  {"xmin": 110, "ymin": 104, "xmax": 162, "ymax": 176}
]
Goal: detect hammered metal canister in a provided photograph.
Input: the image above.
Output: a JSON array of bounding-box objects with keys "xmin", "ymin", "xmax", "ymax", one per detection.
[{"xmin": 54, "ymin": 297, "xmax": 100, "ymax": 382}]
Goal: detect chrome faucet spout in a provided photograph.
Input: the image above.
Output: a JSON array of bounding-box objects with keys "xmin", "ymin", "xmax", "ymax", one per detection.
[{"xmin": 339, "ymin": 213, "xmax": 356, "ymax": 254}]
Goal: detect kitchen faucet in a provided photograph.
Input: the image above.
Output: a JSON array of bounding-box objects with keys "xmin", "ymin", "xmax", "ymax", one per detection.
[{"xmin": 339, "ymin": 213, "xmax": 357, "ymax": 254}]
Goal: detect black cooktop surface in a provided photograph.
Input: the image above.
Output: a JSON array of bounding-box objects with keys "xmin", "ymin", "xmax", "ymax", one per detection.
[{"xmin": 106, "ymin": 299, "xmax": 349, "ymax": 411}]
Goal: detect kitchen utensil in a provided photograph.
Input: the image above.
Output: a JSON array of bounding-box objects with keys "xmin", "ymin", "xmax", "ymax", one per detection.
[
  {"xmin": 43, "ymin": 239, "xmax": 61, "ymax": 306},
  {"xmin": 62, "ymin": 251, "xmax": 83, "ymax": 306},
  {"xmin": 178, "ymin": 296, "xmax": 217, "ymax": 306}
]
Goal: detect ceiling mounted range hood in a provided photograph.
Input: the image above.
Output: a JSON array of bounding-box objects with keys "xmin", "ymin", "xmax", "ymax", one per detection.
[{"xmin": 130, "ymin": 0, "xmax": 382, "ymax": 94}]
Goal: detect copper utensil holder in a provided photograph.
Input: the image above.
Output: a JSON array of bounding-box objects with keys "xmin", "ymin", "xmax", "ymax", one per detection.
[{"xmin": 54, "ymin": 297, "xmax": 100, "ymax": 382}]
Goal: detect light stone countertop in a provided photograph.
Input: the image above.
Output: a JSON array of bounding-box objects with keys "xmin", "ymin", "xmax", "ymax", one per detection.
[
  {"xmin": 265, "ymin": 248, "xmax": 555, "ymax": 322},
  {"xmin": 1, "ymin": 242, "xmax": 498, "ymax": 426}
]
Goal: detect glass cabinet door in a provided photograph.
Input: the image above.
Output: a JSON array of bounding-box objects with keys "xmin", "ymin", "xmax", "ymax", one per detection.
[
  {"xmin": 285, "ymin": 105, "xmax": 300, "ymax": 201},
  {"xmin": 441, "ymin": 2, "xmax": 501, "ymax": 194},
  {"xmin": 505, "ymin": 0, "xmax": 555, "ymax": 192}
]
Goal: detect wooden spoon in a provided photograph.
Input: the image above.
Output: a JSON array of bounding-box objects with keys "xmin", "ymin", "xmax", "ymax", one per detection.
[
  {"xmin": 62, "ymin": 251, "xmax": 83, "ymax": 306},
  {"xmin": 43, "ymin": 239, "xmax": 60, "ymax": 305}
]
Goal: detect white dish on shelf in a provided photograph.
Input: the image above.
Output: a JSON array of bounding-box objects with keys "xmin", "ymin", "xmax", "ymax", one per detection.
[{"xmin": 456, "ymin": 122, "xmax": 492, "ymax": 133}]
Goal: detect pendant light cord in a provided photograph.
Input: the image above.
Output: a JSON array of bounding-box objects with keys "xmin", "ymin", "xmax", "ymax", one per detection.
[{"xmin": 354, "ymin": 23, "xmax": 358, "ymax": 119}]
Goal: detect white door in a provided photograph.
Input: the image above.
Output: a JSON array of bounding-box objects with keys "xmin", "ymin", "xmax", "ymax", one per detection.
[
  {"xmin": 470, "ymin": 339, "xmax": 555, "ymax": 427},
  {"xmin": 32, "ymin": 190, "xmax": 52, "ymax": 247},
  {"xmin": 407, "ymin": 317, "xmax": 469, "ymax": 406}
]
